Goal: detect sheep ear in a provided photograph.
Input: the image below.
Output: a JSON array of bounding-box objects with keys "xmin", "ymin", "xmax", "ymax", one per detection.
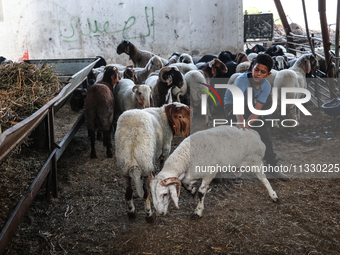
[
  {"xmin": 134, "ymin": 74, "xmax": 138, "ymax": 84},
  {"xmin": 125, "ymin": 44, "xmax": 130, "ymax": 54},
  {"xmin": 165, "ymin": 104, "xmax": 180, "ymax": 135},
  {"xmin": 169, "ymin": 185, "xmax": 179, "ymax": 209},
  {"xmin": 172, "ymin": 113, "xmax": 181, "ymax": 135},
  {"xmin": 148, "ymin": 172, "xmax": 155, "ymax": 181}
]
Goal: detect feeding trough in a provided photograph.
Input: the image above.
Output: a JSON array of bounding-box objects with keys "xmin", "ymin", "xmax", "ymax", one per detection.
[{"xmin": 322, "ymin": 97, "xmax": 340, "ymax": 117}]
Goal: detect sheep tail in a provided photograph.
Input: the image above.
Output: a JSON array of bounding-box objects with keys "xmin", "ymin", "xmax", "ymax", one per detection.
[{"xmin": 129, "ymin": 165, "xmax": 144, "ymax": 198}]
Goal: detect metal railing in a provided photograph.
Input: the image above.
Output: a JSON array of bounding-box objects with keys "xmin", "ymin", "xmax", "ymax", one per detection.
[
  {"xmin": 0, "ymin": 58, "xmax": 99, "ymax": 254},
  {"xmin": 286, "ymin": 32, "xmax": 339, "ymax": 107}
]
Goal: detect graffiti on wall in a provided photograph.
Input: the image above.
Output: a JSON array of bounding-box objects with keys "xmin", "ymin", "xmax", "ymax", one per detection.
[{"xmin": 59, "ymin": 6, "xmax": 154, "ymax": 43}]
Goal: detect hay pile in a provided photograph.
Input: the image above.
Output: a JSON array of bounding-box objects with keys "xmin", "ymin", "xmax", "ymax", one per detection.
[{"xmin": 0, "ymin": 62, "xmax": 62, "ymax": 132}]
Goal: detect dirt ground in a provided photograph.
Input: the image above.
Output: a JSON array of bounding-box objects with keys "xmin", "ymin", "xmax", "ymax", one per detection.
[{"xmin": 1, "ymin": 98, "xmax": 340, "ymax": 254}]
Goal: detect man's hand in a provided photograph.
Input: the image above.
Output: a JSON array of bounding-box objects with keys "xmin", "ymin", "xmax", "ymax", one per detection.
[
  {"xmin": 236, "ymin": 123, "xmax": 250, "ymax": 130},
  {"xmin": 235, "ymin": 115, "xmax": 249, "ymax": 130}
]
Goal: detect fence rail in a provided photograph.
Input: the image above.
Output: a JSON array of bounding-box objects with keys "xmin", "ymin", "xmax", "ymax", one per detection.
[
  {"xmin": 0, "ymin": 58, "xmax": 99, "ymax": 255},
  {"xmin": 286, "ymin": 32, "xmax": 339, "ymax": 107}
]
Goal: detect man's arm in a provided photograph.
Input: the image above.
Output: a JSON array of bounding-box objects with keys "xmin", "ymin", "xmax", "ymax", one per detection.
[
  {"xmin": 235, "ymin": 101, "xmax": 264, "ymax": 130},
  {"xmin": 247, "ymin": 101, "xmax": 264, "ymax": 126},
  {"xmin": 235, "ymin": 114, "xmax": 246, "ymax": 130}
]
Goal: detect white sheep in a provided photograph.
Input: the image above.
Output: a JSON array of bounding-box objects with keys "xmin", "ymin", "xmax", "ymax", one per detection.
[
  {"xmin": 115, "ymin": 102, "xmax": 191, "ymax": 223},
  {"xmin": 115, "ymin": 78, "xmax": 153, "ymax": 115},
  {"xmin": 185, "ymin": 58, "xmax": 227, "ymax": 125},
  {"xmin": 116, "ymin": 40, "xmax": 168, "ymax": 67},
  {"xmin": 273, "ymin": 53, "xmax": 316, "ymax": 123},
  {"xmin": 149, "ymin": 125, "xmax": 279, "ymax": 219}
]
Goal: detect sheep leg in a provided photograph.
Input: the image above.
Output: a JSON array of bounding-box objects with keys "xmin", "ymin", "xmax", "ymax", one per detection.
[
  {"xmin": 88, "ymin": 130, "xmax": 97, "ymax": 158},
  {"xmin": 103, "ymin": 131, "xmax": 113, "ymax": 158},
  {"xmin": 254, "ymin": 171, "xmax": 279, "ymax": 202},
  {"xmin": 143, "ymin": 177, "xmax": 155, "ymax": 223},
  {"xmin": 124, "ymin": 176, "xmax": 137, "ymax": 219},
  {"xmin": 96, "ymin": 131, "xmax": 102, "ymax": 140},
  {"xmin": 191, "ymin": 178, "xmax": 212, "ymax": 219}
]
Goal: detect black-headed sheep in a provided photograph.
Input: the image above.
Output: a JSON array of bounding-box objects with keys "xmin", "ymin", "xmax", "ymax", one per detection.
[
  {"xmin": 245, "ymin": 44, "xmax": 266, "ymax": 55},
  {"xmin": 70, "ymin": 88, "xmax": 87, "ymax": 112},
  {"xmin": 145, "ymin": 66, "xmax": 185, "ymax": 107},
  {"xmin": 116, "ymin": 40, "xmax": 167, "ymax": 67}
]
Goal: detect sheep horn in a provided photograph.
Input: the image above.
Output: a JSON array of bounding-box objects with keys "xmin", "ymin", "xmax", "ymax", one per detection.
[
  {"xmin": 132, "ymin": 85, "xmax": 140, "ymax": 92},
  {"xmin": 160, "ymin": 177, "xmax": 182, "ymax": 197},
  {"xmin": 159, "ymin": 67, "xmax": 172, "ymax": 83}
]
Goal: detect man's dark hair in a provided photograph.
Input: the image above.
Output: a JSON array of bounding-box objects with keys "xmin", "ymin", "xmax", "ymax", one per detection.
[{"xmin": 253, "ymin": 53, "xmax": 273, "ymax": 72}]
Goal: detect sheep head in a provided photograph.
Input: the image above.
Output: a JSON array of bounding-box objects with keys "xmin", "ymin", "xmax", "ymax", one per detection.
[
  {"xmin": 206, "ymin": 59, "xmax": 228, "ymax": 77},
  {"xmin": 274, "ymin": 56, "xmax": 287, "ymax": 70},
  {"xmin": 300, "ymin": 53, "xmax": 317, "ymax": 73},
  {"xmin": 147, "ymin": 56, "xmax": 164, "ymax": 72},
  {"xmin": 165, "ymin": 52, "xmax": 181, "ymax": 66},
  {"xmin": 149, "ymin": 172, "xmax": 182, "ymax": 215},
  {"xmin": 70, "ymin": 88, "xmax": 87, "ymax": 112},
  {"xmin": 159, "ymin": 66, "xmax": 184, "ymax": 89},
  {"xmin": 179, "ymin": 53, "xmax": 193, "ymax": 64},
  {"xmin": 123, "ymin": 66, "xmax": 138, "ymax": 84},
  {"xmin": 235, "ymin": 52, "xmax": 249, "ymax": 64},
  {"xmin": 218, "ymin": 51, "xmax": 234, "ymax": 64},
  {"xmin": 116, "ymin": 40, "xmax": 131, "ymax": 55},
  {"xmin": 309, "ymin": 54, "xmax": 318, "ymax": 72},
  {"xmin": 132, "ymin": 85, "xmax": 153, "ymax": 108},
  {"xmin": 164, "ymin": 103, "xmax": 191, "ymax": 138},
  {"xmin": 102, "ymin": 66, "xmax": 121, "ymax": 86}
]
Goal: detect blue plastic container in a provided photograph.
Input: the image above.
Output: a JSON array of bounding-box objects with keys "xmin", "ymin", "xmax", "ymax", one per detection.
[{"xmin": 322, "ymin": 97, "xmax": 340, "ymax": 117}]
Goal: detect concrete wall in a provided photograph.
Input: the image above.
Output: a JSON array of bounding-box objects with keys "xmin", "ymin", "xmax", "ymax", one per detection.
[{"xmin": 0, "ymin": 0, "xmax": 243, "ymax": 65}]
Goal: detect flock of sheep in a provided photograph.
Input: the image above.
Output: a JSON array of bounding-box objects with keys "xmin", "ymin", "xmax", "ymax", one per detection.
[{"xmin": 71, "ymin": 40, "xmax": 317, "ymax": 222}]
